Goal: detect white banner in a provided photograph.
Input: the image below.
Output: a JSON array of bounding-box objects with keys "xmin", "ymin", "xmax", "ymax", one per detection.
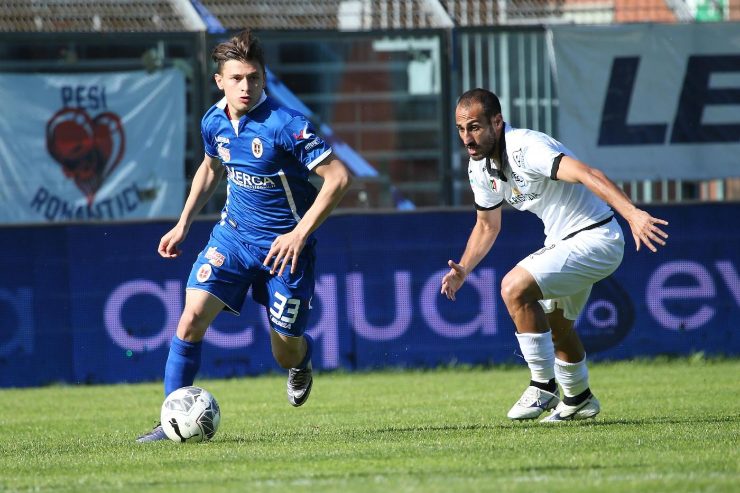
[
  {"xmin": 548, "ymin": 23, "xmax": 740, "ymax": 181},
  {"xmin": 0, "ymin": 69, "xmax": 186, "ymax": 223}
]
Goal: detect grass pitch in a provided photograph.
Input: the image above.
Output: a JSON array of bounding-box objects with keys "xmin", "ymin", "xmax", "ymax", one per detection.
[{"xmin": 2, "ymin": 357, "xmax": 738, "ymax": 492}]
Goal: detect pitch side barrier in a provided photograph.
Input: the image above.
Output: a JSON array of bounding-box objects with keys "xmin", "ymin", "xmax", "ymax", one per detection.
[{"xmin": 1, "ymin": 203, "xmax": 737, "ymax": 387}]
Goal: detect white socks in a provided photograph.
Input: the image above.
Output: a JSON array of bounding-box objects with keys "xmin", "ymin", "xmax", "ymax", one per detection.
[
  {"xmin": 517, "ymin": 331, "xmax": 591, "ymax": 398},
  {"xmin": 516, "ymin": 331, "xmax": 556, "ymax": 383},
  {"xmin": 555, "ymin": 356, "xmax": 590, "ymax": 398}
]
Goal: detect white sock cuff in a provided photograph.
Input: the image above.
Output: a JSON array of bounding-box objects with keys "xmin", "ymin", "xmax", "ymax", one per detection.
[
  {"xmin": 554, "ymin": 355, "xmax": 587, "ymax": 368},
  {"xmin": 516, "ymin": 331, "xmax": 553, "ymax": 351}
]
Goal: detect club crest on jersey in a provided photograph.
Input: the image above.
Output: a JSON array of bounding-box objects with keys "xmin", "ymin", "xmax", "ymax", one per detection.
[
  {"xmin": 205, "ymin": 246, "xmax": 225, "ymax": 267},
  {"xmin": 217, "ymin": 144, "xmax": 230, "ymax": 163},
  {"xmin": 196, "ymin": 263, "xmax": 212, "ymax": 283},
  {"xmin": 293, "ymin": 122, "xmax": 313, "ymax": 141},
  {"xmin": 252, "ymin": 137, "xmax": 263, "ymax": 158},
  {"xmin": 489, "ymin": 178, "xmax": 497, "ymax": 191}
]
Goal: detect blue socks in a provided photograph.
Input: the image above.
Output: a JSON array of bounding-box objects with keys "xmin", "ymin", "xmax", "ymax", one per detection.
[
  {"xmin": 164, "ymin": 336, "xmax": 202, "ymax": 396},
  {"xmin": 163, "ymin": 334, "xmax": 310, "ymax": 395},
  {"xmin": 297, "ymin": 334, "xmax": 313, "ymax": 369}
]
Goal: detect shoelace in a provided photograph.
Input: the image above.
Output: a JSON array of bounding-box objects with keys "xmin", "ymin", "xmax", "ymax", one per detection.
[
  {"xmin": 517, "ymin": 386, "xmax": 539, "ymax": 406},
  {"xmin": 289, "ymin": 368, "xmax": 310, "ymax": 388}
]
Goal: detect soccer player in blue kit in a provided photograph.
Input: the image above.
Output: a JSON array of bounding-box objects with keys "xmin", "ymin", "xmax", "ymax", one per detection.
[{"xmin": 137, "ymin": 30, "xmax": 351, "ymax": 442}]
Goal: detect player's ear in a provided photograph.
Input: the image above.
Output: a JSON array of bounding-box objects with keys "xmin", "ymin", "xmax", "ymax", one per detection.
[
  {"xmin": 214, "ymin": 72, "xmax": 224, "ymax": 90},
  {"xmin": 492, "ymin": 113, "xmax": 503, "ymax": 130}
]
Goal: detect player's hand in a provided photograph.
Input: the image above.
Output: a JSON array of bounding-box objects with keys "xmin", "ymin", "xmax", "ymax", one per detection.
[
  {"xmin": 627, "ymin": 209, "xmax": 669, "ymax": 253},
  {"xmin": 158, "ymin": 224, "xmax": 188, "ymax": 258},
  {"xmin": 441, "ymin": 260, "xmax": 467, "ymax": 301},
  {"xmin": 264, "ymin": 231, "xmax": 306, "ymax": 276}
]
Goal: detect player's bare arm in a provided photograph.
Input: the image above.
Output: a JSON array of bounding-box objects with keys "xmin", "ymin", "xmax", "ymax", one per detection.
[
  {"xmin": 264, "ymin": 156, "xmax": 352, "ymax": 276},
  {"xmin": 441, "ymin": 207, "xmax": 501, "ymax": 301},
  {"xmin": 555, "ymin": 156, "xmax": 669, "ymax": 253},
  {"xmin": 158, "ymin": 154, "xmax": 225, "ymax": 258}
]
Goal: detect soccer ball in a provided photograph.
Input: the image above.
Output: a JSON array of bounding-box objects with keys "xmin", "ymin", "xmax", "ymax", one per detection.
[{"xmin": 160, "ymin": 386, "xmax": 221, "ymax": 443}]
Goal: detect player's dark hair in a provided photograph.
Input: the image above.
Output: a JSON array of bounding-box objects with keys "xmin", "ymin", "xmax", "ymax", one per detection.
[
  {"xmin": 457, "ymin": 88, "xmax": 502, "ymax": 120},
  {"xmin": 212, "ymin": 29, "xmax": 266, "ymax": 74}
]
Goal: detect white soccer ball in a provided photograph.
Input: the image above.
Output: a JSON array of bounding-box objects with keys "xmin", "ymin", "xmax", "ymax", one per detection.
[{"xmin": 161, "ymin": 386, "xmax": 221, "ymax": 443}]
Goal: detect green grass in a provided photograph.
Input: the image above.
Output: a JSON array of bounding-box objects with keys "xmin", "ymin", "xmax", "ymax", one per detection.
[{"xmin": 1, "ymin": 358, "xmax": 738, "ymax": 492}]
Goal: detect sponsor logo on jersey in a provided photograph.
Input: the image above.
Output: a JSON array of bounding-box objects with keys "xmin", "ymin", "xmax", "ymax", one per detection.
[
  {"xmin": 217, "ymin": 144, "xmax": 230, "ymax": 163},
  {"xmin": 293, "ymin": 122, "xmax": 313, "ymax": 141},
  {"xmin": 304, "ymin": 138, "xmax": 322, "ymax": 151},
  {"xmin": 226, "ymin": 166, "xmax": 276, "ymax": 189},
  {"xmin": 205, "ymin": 246, "xmax": 225, "ymax": 267},
  {"xmin": 196, "ymin": 263, "xmax": 212, "ymax": 283},
  {"xmin": 509, "ymin": 192, "xmax": 541, "ymax": 205},
  {"xmin": 252, "ymin": 137, "xmax": 263, "ymax": 158}
]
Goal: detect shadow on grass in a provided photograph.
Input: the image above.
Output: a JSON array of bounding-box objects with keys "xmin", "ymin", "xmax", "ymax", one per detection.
[
  {"xmin": 369, "ymin": 413, "xmax": 739, "ymax": 434},
  {"xmin": 218, "ymin": 413, "xmax": 739, "ymax": 445}
]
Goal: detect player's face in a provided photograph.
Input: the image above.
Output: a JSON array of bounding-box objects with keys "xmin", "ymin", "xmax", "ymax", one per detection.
[
  {"xmin": 455, "ymin": 102, "xmax": 501, "ymax": 160},
  {"xmin": 214, "ymin": 59, "xmax": 265, "ymax": 119}
]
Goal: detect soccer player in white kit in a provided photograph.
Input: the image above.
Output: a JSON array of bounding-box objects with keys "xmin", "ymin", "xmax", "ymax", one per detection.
[{"xmin": 441, "ymin": 89, "xmax": 668, "ymax": 422}]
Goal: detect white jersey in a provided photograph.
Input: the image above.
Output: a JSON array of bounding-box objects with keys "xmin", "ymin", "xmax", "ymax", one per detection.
[{"xmin": 468, "ymin": 124, "xmax": 613, "ymax": 245}]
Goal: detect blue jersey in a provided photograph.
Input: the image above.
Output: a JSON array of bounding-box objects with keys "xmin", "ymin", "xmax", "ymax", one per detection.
[{"xmin": 201, "ymin": 92, "xmax": 333, "ymax": 248}]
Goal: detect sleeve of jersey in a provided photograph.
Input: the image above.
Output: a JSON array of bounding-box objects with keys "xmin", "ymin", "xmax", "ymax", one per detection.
[
  {"xmin": 201, "ymin": 117, "xmax": 219, "ymax": 158},
  {"xmin": 522, "ymin": 142, "xmax": 566, "ymax": 181},
  {"xmin": 279, "ymin": 116, "xmax": 333, "ymax": 170},
  {"xmin": 470, "ymin": 170, "xmax": 504, "ymax": 211}
]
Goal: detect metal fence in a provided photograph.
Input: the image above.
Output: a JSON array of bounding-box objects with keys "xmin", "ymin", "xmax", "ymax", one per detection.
[{"xmin": 0, "ymin": 25, "xmax": 735, "ymax": 214}]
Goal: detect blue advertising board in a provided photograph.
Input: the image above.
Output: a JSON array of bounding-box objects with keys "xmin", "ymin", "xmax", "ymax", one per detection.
[{"xmin": 1, "ymin": 203, "xmax": 737, "ymax": 387}]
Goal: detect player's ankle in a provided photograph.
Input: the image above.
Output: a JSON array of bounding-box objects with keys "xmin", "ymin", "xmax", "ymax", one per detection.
[
  {"xmin": 530, "ymin": 378, "xmax": 558, "ymax": 394},
  {"xmin": 563, "ymin": 388, "xmax": 592, "ymax": 406}
]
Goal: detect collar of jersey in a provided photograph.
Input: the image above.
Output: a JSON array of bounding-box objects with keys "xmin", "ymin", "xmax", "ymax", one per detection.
[{"xmin": 216, "ymin": 91, "xmax": 268, "ymax": 119}]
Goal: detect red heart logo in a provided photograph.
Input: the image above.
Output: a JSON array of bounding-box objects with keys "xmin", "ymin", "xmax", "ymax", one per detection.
[{"xmin": 46, "ymin": 107, "xmax": 125, "ymax": 203}]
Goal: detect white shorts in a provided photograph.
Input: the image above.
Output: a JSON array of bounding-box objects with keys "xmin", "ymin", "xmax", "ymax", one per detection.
[{"xmin": 517, "ymin": 218, "xmax": 625, "ymax": 320}]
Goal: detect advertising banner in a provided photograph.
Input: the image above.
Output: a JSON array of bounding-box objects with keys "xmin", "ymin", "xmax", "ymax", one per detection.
[
  {"xmin": 0, "ymin": 69, "xmax": 186, "ymax": 223},
  {"xmin": 1, "ymin": 204, "xmax": 738, "ymax": 387},
  {"xmin": 548, "ymin": 23, "xmax": 740, "ymax": 181}
]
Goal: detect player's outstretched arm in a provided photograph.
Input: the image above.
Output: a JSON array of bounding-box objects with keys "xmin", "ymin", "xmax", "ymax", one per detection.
[
  {"xmin": 264, "ymin": 157, "xmax": 352, "ymax": 276},
  {"xmin": 158, "ymin": 154, "xmax": 224, "ymax": 258},
  {"xmin": 441, "ymin": 207, "xmax": 501, "ymax": 301},
  {"xmin": 555, "ymin": 156, "xmax": 669, "ymax": 253}
]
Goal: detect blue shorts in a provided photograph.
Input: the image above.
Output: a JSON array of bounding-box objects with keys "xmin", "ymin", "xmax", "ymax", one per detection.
[{"xmin": 186, "ymin": 222, "xmax": 316, "ymax": 337}]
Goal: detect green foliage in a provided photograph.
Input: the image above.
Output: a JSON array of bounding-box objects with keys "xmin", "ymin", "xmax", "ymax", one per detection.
[{"xmin": 1, "ymin": 358, "xmax": 738, "ymax": 492}]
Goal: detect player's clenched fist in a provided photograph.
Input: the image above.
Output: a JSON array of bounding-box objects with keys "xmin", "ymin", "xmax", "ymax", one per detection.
[{"xmin": 158, "ymin": 224, "xmax": 188, "ymax": 258}]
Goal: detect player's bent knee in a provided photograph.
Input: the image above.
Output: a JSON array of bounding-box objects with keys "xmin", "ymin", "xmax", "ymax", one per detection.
[
  {"xmin": 501, "ymin": 269, "xmax": 541, "ymax": 307},
  {"xmin": 500, "ymin": 274, "xmax": 526, "ymax": 306}
]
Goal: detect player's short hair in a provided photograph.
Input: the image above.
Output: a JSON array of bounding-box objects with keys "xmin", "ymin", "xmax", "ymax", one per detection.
[
  {"xmin": 457, "ymin": 89, "xmax": 502, "ymax": 121},
  {"xmin": 212, "ymin": 29, "xmax": 266, "ymax": 74}
]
